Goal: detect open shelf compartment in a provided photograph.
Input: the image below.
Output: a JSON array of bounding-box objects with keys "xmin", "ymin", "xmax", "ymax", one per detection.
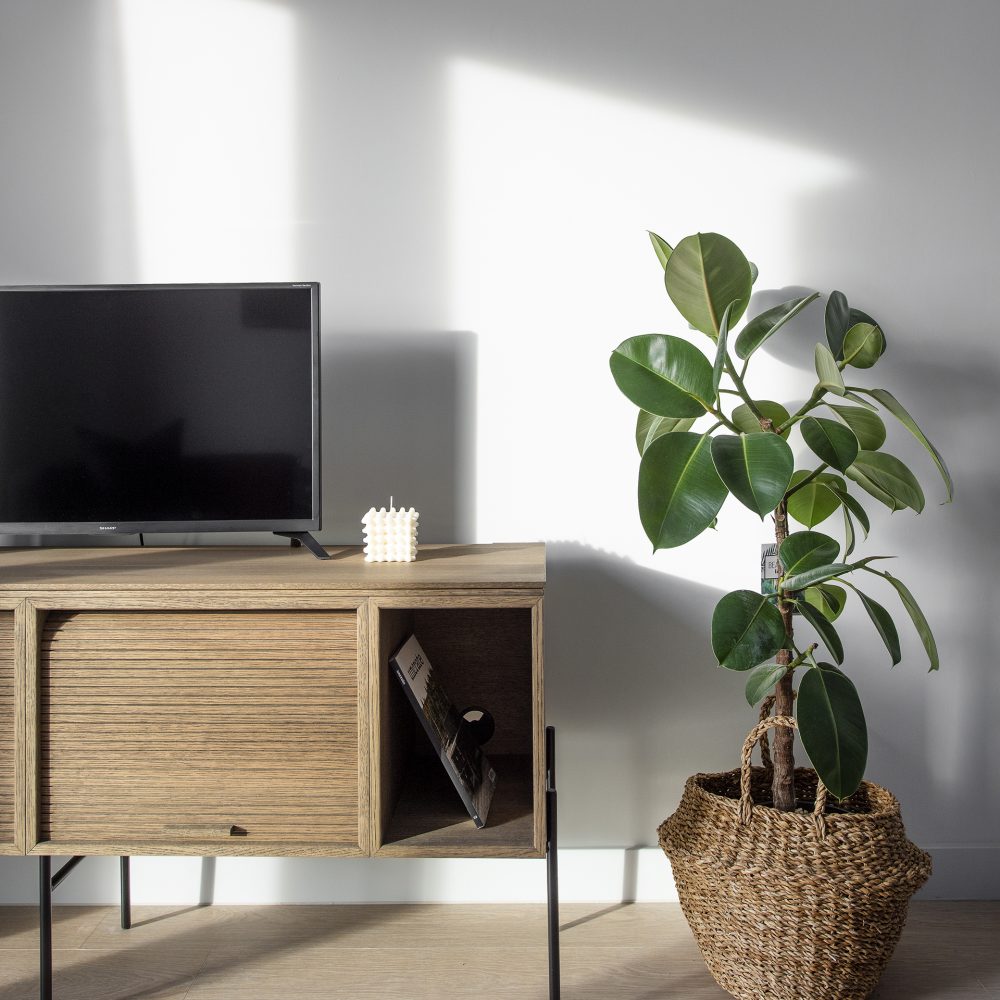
[{"xmin": 374, "ymin": 602, "xmax": 543, "ymax": 858}]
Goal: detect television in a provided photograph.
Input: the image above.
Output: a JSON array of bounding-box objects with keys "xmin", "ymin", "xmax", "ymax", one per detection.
[{"xmin": 0, "ymin": 282, "xmax": 324, "ymax": 554}]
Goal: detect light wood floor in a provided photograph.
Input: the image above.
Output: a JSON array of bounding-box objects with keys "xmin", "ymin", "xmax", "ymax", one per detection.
[{"xmin": 0, "ymin": 902, "xmax": 996, "ymax": 999}]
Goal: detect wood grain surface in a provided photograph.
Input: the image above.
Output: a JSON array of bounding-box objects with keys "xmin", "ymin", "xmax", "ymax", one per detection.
[{"xmin": 0, "ymin": 609, "xmax": 14, "ymax": 852}]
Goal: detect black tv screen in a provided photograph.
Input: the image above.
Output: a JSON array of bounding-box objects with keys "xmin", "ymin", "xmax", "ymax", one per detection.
[{"xmin": 0, "ymin": 283, "xmax": 320, "ymax": 536}]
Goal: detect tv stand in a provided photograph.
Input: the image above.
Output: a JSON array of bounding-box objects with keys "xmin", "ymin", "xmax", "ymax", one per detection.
[
  {"xmin": 273, "ymin": 530, "xmax": 331, "ymax": 559},
  {"xmin": 0, "ymin": 543, "xmax": 553, "ymax": 997}
]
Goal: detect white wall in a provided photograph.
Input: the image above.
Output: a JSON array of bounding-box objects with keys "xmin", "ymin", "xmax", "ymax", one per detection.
[{"xmin": 0, "ymin": 0, "xmax": 997, "ymax": 901}]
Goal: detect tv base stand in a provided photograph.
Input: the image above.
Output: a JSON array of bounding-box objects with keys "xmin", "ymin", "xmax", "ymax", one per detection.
[{"xmin": 273, "ymin": 530, "xmax": 331, "ymax": 559}]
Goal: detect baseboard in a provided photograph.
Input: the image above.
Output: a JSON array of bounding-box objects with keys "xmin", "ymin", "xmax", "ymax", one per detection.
[{"xmin": 0, "ymin": 846, "xmax": 994, "ymax": 905}]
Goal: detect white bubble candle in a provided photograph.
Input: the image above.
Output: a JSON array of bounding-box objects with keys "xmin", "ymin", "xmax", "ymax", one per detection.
[{"xmin": 362, "ymin": 497, "xmax": 419, "ymax": 562}]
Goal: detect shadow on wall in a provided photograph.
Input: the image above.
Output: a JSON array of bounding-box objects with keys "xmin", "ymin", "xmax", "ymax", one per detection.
[
  {"xmin": 321, "ymin": 332, "xmax": 477, "ymax": 545},
  {"xmin": 543, "ymin": 542, "xmax": 756, "ymax": 848}
]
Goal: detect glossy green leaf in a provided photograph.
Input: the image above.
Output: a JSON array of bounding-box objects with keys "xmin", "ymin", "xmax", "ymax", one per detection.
[
  {"xmin": 781, "ymin": 554, "xmax": 889, "ymax": 593},
  {"xmin": 825, "ymin": 290, "xmax": 851, "ymax": 360},
  {"xmin": 797, "ymin": 600, "xmax": 845, "ymax": 664},
  {"xmin": 786, "ymin": 471, "xmax": 846, "ymax": 528},
  {"xmin": 711, "ymin": 433, "xmax": 794, "ymax": 517},
  {"xmin": 859, "ymin": 388, "xmax": 953, "ymax": 502},
  {"xmin": 711, "ymin": 590, "xmax": 787, "ymax": 671},
  {"xmin": 635, "ymin": 411, "xmax": 697, "ymax": 455},
  {"xmin": 801, "ymin": 417, "xmax": 859, "ymax": 472},
  {"xmin": 826, "ymin": 483, "xmax": 870, "ymax": 536},
  {"xmin": 648, "ymin": 231, "xmax": 672, "ymax": 270},
  {"xmin": 732, "ymin": 400, "xmax": 791, "ymax": 437},
  {"xmin": 841, "ymin": 323, "xmax": 884, "ymax": 369},
  {"xmin": 798, "ymin": 663, "xmax": 868, "ymax": 799},
  {"xmin": 865, "ymin": 569, "xmax": 939, "ymax": 670},
  {"xmin": 804, "ymin": 583, "xmax": 847, "ymax": 621},
  {"xmin": 610, "ymin": 335, "xmax": 714, "ymax": 417},
  {"xmin": 745, "ymin": 662, "xmax": 788, "ymax": 707},
  {"xmin": 842, "ymin": 504, "xmax": 857, "ymax": 558},
  {"xmin": 779, "ymin": 530, "xmax": 840, "ymax": 577},
  {"xmin": 847, "ymin": 451, "xmax": 925, "ymax": 513},
  {"xmin": 749, "ymin": 261, "xmax": 759, "ymax": 284},
  {"xmin": 815, "ymin": 343, "xmax": 846, "ymax": 396},
  {"xmin": 849, "ymin": 306, "xmax": 886, "ymax": 356},
  {"xmin": 734, "ymin": 292, "xmax": 820, "ymax": 361},
  {"xmin": 711, "ymin": 302, "xmax": 735, "ymax": 400},
  {"xmin": 663, "ymin": 233, "xmax": 752, "ymax": 341},
  {"xmin": 638, "ymin": 432, "xmax": 728, "ymax": 549},
  {"xmin": 843, "ymin": 461, "xmax": 906, "ymax": 511},
  {"xmin": 841, "ymin": 389, "xmax": 880, "ymax": 410},
  {"xmin": 842, "ymin": 582, "xmax": 901, "ymax": 666},
  {"xmin": 828, "ymin": 404, "xmax": 886, "ymax": 451}
]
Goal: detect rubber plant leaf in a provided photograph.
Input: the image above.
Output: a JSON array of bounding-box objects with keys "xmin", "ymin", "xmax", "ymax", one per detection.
[
  {"xmin": 786, "ymin": 471, "xmax": 846, "ymax": 528},
  {"xmin": 779, "ymin": 530, "xmax": 840, "ymax": 577},
  {"xmin": 734, "ymin": 292, "xmax": 820, "ymax": 361},
  {"xmin": 825, "ymin": 290, "xmax": 851, "ymax": 360},
  {"xmin": 610, "ymin": 334, "xmax": 714, "ymax": 418},
  {"xmin": 864, "ymin": 568, "xmax": 939, "ymax": 670},
  {"xmin": 663, "ymin": 233, "xmax": 752, "ymax": 341},
  {"xmin": 842, "ymin": 581, "xmax": 901, "ymax": 666},
  {"xmin": 798, "ymin": 662, "xmax": 868, "ymax": 800},
  {"xmin": 638, "ymin": 431, "xmax": 728, "ymax": 550},
  {"xmin": 857, "ymin": 387, "xmax": 953, "ymax": 502},
  {"xmin": 710, "ymin": 433, "xmax": 794, "ymax": 518},
  {"xmin": 732, "ymin": 400, "xmax": 791, "ymax": 437},
  {"xmin": 745, "ymin": 662, "xmax": 788, "ymax": 707},
  {"xmin": 796, "ymin": 599, "xmax": 845, "ymax": 664},
  {"xmin": 635, "ymin": 411, "xmax": 696, "ymax": 455},
  {"xmin": 648, "ymin": 231, "xmax": 672, "ymax": 270},
  {"xmin": 847, "ymin": 451, "xmax": 925, "ymax": 513},
  {"xmin": 815, "ymin": 343, "xmax": 846, "ymax": 396},
  {"xmin": 827, "ymin": 404, "xmax": 886, "ymax": 451},
  {"xmin": 841, "ymin": 323, "xmax": 884, "ymax": 369},
  {"xmin": 800, "ymin": 416, "xmax": 860, "ymax": 473},
  {"xmin": 711, "ymin": 589, "xmax": 787, "ymax": 671}
]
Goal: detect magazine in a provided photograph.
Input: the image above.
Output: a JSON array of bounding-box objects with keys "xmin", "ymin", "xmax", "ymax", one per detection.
[{"xmin": 389, "ymin": 634, "xmax": 497, "ymax": 828}]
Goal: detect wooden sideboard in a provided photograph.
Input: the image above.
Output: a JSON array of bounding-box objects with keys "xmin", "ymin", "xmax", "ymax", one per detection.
[{"xmin": 0, "ymin": 543, "xmax": 546, "ymax": 862}]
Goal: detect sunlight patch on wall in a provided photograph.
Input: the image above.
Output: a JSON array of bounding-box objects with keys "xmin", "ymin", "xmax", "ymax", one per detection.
[
  {"xmin": 117, "ymin": 0, "xmax": 297, "ymax": 281},
  {"xmin": 448, "ymin": 59, "xmax": 854, "ymax": 591}
]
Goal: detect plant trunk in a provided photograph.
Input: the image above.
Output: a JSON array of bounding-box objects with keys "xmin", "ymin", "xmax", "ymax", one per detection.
[{"xmin": 771, "ymin": 499, "xmax": 797, "ymax": 811}]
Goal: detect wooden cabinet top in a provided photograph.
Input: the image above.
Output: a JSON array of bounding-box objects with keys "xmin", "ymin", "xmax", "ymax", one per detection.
[{"xmin": 0, "ymin": 543, "xmax": 545, "ymax": 592}]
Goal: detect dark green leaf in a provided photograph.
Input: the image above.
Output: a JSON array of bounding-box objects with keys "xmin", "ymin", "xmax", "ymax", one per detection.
[
  {"xmin": 779, "ymin": 530, "xmax": 840, "ymax": 577},
  {"xmin": 711, "ymin": 302, "xmax": 736, "ymax": 399},
  {"xmin": 847, "ymin": 451, "xmax": 925, "ymax": 513},
  {"xmin": 797, "ymin": 600, "xmax": 845, "ymax": 664},
  {"xmin": 711, "ymin": 590, "xmax": 787, "ymax": 671},
  {"xmin": 826, "ymin": 484, "xmax": 870, "ymax": 536},
  {"xmin": 786, "ymin": 471, "xmax": 846, "ymax": 528},
  {"xmin": 859, "ymin": 388, "xmax": 953, "ymax": 502},
  {"xmin": 804, "ymin": 583, "xmax": 847, "ymax": 621},
  {"xmin": 798, "ymin": 663, "xmax": 868, "ymax": 799},
  {"xmin": 842, "ymin": 582, "xmax": 901, "ymax": 666},
  {"xmin": 732, "ymin": 400, "xmax": 791, "ymax": 437},
  {"xmin": 864, "ymin": 569, "xmax": 939, "ymax": 670},
  {"xmin": 825, "ymin": 290, "xmax": 851, "ymax": 360},
  {"xmin": 843, "ymin": 461, "xmax": 906, "ymax": 511},
  {"xmin": 610, "ymin": 335, "xmax": 714, "ymax": 417},
  {"xmin": 635, "ymin": 411, "xmax": 697, "ymax": 455},
  {"xmin": 801, "ymin": 417, "xmax": 859, "ymax": 472},
  {"xmin": 745, "ymin": 662, "xmax": 788, "ymax": 707},
  {"xmin": 664, "ymin": 233, "xmax": 753, "ymax": 341},
  {"xmin": 711, "ymin": 433, "xmax": 794, "ymax": 517},
  {"xmin": 781, "ymin": 554, "xmax": 890, "ymax": 592},
  {"xmin": 841, "ymin": 323, "xmax": 884, "ymax": 369},
  {"xmin": 815, "ymin": 343, "xmax": 846, "ymax": 395},
  {"xmin": 842, "ymin": 503, "xmax": 857, "ymax": 558},
  {"xmin": 841, "ymin": 389, "xmax": 880, "ymax": 410},
  {"xmin": 639, "ymin": 432, "xmax": 728, "ymax": 549},
  {"xmin": 648, "ymin": 231, "xmax": 672, "ymax": 270},
  {"xmin": 734, "ymin": 292, "xmax": 820, "ymax": 361},
  {"xmin": 828, "ymin": 404, "xmax": 887, "ymax": 450}
]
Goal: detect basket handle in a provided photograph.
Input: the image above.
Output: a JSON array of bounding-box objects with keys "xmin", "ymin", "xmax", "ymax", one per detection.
[{"xmin": 738, "ymin": 715, "xmax": 829, "ymax": 839}]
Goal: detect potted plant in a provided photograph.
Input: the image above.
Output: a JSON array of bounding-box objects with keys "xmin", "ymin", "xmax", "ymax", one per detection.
[{"xmin": 609, "ymin": 232, "xmax": 950, "ymax": 1000}]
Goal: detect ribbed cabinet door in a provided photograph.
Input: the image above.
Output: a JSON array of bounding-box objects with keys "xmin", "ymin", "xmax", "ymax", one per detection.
[
  {"xmin": 0, "ymin": 611, "xmax": 15, "ymax": 852},
  {"xmin": 40, "ymin": 610, "xmax": 359, "ymax": 851}
]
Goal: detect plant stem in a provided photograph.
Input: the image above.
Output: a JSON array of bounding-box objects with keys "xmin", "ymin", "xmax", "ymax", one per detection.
[
  {"xmin": 776, "ymin": 385, "xmax": 826, "ymax": 433},
  {"xmin": 785, "ymin": 464, "xmax": 829, "ymax": 498},
  {"xmin": 724, "ymin": 358, "xmax": 764, "ymax": 421},
  {"xmin": 771, "ymin": 499, "xmax": 797, "ymax": 811}
]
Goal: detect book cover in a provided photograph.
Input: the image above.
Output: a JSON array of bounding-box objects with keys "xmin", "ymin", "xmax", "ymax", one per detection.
[{"xmin": 390, "ymin": 633, "xmax": 497, "ymax": 828}]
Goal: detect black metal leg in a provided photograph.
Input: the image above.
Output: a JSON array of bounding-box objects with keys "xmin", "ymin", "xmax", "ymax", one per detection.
[
  {"xmin": 39, "ymin": 857, "xmax": 52, "ymax": 1000},
  {"xmin": 120, "ymin": 857, "xmax": 132, "ymax": 930},
  {"xmin": 546, "ymin": 725, "xmax": 560, "ymax": 1000}
]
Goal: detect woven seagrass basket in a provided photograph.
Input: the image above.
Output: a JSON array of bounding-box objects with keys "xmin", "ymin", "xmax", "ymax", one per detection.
[{"xmin": 659, "ymin": 713, "xmax": 931, "ymax": 1000}]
